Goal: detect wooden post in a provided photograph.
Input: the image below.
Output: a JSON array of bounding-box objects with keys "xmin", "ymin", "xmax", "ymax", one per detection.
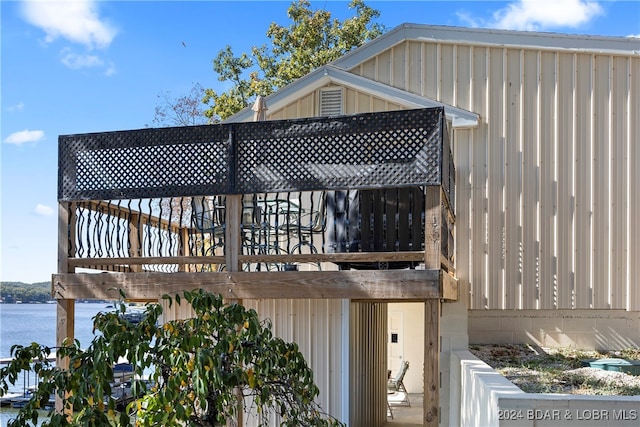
[
  {"xmin": 55, "ymin": 202, "xmax": 75, "ymax": 416},
  {"xmin": 225, "ymin": 194, "xmax": 243, "ymax": 427},
  {"xmin": 424, "ymin": 299, "xmax": 440, "ymax": 426},
  {"xmin": 423, "ymin": 186, "xmax": 441, "ymax": 426},
  {"xmin": 129, "ymin": 213, "xmax": 141, "ymax": 273}
]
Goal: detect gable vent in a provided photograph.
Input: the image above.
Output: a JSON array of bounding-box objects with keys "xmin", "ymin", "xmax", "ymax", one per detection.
[{"xmin": 319, "ymin": 87, "xmax": 343, "ymax": 116}]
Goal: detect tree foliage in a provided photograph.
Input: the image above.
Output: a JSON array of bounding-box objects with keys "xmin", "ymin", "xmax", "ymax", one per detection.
[
  {"xmin": 154, "ymin": 0, "xmax": 384, "ymax": 125},
  {"xmin": 151, "ymin": 83, "xmax": 209, "ymax": 127},
  {"xmin": 0, "ymin": 290, "xmax": 343, "ymax": 426},
  {"xmin": 0, "ymin": 282, "xmax": 51, "ymax": 303}
]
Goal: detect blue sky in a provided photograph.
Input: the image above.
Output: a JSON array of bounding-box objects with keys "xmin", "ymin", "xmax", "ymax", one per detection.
[{"xmin": 2, "ymin": 0, "xmax": 639, "ymax": 283}]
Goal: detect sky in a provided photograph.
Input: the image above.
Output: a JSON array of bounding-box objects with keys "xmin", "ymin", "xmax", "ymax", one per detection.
[{"xmin": 1, "ymin": 0, "xmax": 639, "ymax": 284}]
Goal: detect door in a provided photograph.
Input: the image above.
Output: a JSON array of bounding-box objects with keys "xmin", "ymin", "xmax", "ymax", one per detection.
[{"xmin": 388, "ymin": 310, "xmax": 404, "ymax": 377}]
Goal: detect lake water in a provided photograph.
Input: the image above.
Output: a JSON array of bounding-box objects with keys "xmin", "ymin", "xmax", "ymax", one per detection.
[{"xmin": 0, "ymin": 303, "xmax": 111, "ymax": 426}]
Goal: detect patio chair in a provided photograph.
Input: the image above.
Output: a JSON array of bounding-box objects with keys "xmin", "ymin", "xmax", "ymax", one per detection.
[
  {"xmin": 191, "ymin": 196, "xmax": 225, "ymax": 268},
  {"xmin": 281, "ymin": 191, "xmax": 327, "ymax": 270},
  {"xmin": 387, "ymin": 360, "xmax": 410, "ymax": 406}
]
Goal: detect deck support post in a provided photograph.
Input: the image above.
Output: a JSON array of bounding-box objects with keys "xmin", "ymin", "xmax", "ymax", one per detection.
[
  {"xmin": 225, "ymin": 195, "xmax": 243, "ymax": 427},
  {"xmin": 55, "ymin": 202, "xmax": 75, "ymax": 416},
  {"xmin": 424, "ymin": 186, "xmax": 441, "ymax": 426}
]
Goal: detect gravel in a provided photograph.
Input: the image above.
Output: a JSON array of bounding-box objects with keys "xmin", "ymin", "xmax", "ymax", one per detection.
[{"xmin": 469, "ymin": 344, "xmax": 640, "ymax": 395}]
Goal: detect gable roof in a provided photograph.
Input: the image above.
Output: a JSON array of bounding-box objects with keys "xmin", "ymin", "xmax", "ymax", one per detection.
[
  {"xmin": 334, "ymin": 23, "xmax": 639, "ymax": 70},
  {"xmin": 226, "ymin": 65, "xmax": 479, "ymax": 127},
  {"xmin": 225, "ymin": 24, "xmax": 639, "ymax": 126}
]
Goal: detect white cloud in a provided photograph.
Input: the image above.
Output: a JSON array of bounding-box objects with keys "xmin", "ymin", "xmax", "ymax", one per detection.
[
  {"xmin": 7, "ymin": 102, "xmax": 25, "ymax": 112},
  {"xmin": 4, "ymin": 129, "xmax": 45, "ymax": 145},
  {"xmin": 35, "ymin": 204, "xmax": 54, "ymax": 216},
  {"xmin": 458, "ymin": 0, "xmax": 604, "ymax": 31},
  {"xmin": 21, "ymin": 0, "xmax": 117, "ymax": 49},
  {"xmin": 60, "ymin": 48, "xmax": 104, "ymax": 69}
]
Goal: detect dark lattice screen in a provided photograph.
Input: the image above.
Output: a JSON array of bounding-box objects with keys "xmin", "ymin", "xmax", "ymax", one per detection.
[{"xmin": 59, "ymin": 108, "xmax": 450, "ymax": 201}]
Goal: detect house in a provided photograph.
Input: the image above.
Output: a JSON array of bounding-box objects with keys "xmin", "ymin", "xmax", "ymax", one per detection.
[
  {"xmin": 54, "ymin": 24, "xmax": 639, "ymax": 426},
  {"xmin": 225, "ymin": 22, "xmax": 639, "ymax": 423}
]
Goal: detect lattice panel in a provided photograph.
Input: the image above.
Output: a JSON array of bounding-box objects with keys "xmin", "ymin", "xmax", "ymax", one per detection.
[
  {"xmin": 59, "ymin": 126, "xmax": 231, "ymax": 201},
  {"xmin": 59, "ymin": 108, "xmax": 446, "ymax": 201},
  {"xmin": 235, "ymin": 108, "xmax": 443, "ymax": 193}
]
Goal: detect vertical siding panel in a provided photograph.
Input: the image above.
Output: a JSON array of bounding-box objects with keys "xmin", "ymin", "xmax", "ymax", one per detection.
[
  {"xmin": 574, "ymin": 53, "xmax": 593, "ymax": 308},
  {"xmin": 629, "ymin": 58, "xmax": 640, "ymax": 312},
  {"xmin": 592, "ymin": 55, "xmax": 611, "ymax": 309},
  {"xmin": 540, "ymin": 51, "xmax": 557, "ymax": 309},
  {"xmin": 557, "ymin": 53, "xmax": 576, "ymax": 308},
  {"xmin": 423, "ymin": 43, "xmax": 439, "ymax": 99},
  {"xmin": 610, "ymin": 56, "xmax": 629, "ymax": 309},
  {"xmin": 377, "ymin": 49, "xmax": 392, "ymax": 84},
  {"xmin": 470, "ymin": 46, "xmax": 489, "ymax": 309},
  {"xmin": 440, "ymin": 44, "xmax": 455, "ymax": 105},
  {"xmin": 487, "ymin": 47, "xmax": 506, "ymax": 309},
  {"xmin": 407, "ymin": 41, "xmax": 422, "ymax": 94},
  {"xmin": 456, "ymin": 45, "xmax": 472, "ymax": 110},
  {"xmin": 455, "ymin": 129, "xmax": 472, "ymax": 294},
  {"xmin": 298, "ymin": 93, "xmax": 315, "ymax": 117},
  {"xmin": 505, "ymin": 49, "xmax": 522, "ymax": 309},
  {"xmin": 371, "ymin": 97, "xmax": 386, "ymax": 112},
  {"xmin": 357, "ymin": 92, "xmax": 372, "ymax": 113},
  {"xmin": 360, "ymin": 58, "xmax": 376, "ymax": 80},
  {"xmin": 329, "ymin": 300, "xmax": 343, "ymax": 414},
  {"xmin": 344, "ymin": 88, "xmax": 357, "ymax": 115},
  {"xmin": 392, "ymin": 44, "xmax": 405, "ymax": 89},
  {"xmin": 522, "ymin": 50, "xmax": 540, "ymax": 309}
]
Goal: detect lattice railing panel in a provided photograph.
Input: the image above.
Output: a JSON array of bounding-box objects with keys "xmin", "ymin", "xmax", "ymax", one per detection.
[{"xmin": 59, "ymin": 108, "xmax": 450, "ymax": 202}]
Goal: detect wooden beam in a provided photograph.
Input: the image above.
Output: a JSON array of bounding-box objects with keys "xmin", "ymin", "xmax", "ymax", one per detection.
[
  {"xmin": 67, "ymin": 251, "xmax": 425, "ymax": 269},
  {"xmin": 424, "ymin": 299, "xmax": 440, "ymax": 426},
  {"xmin": 439, "ymin": 270, "xmax": 458, "ymax": 301},
  {"xmin": 52, "ymin": 269, "xmax": 441, "ymax": 301}
]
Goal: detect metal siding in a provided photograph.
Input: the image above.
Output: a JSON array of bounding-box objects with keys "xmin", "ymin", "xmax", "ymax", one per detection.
[
  {"xmin": 456, "ymin": 45, "xmax": 472, "ymax": 110},
  {"xmin": 357, "ymin": 92, "xmax": 372, "ymax": 113},
  {"xmin": 345, "ymin": 87, "xmax": 357, "ymax": 114},
  {"xmin": 440, "ymin": 44, "xmax": 455, "ymax": 106},
  {"xmin": 371, "ymin": 96, "xmax": 386, "ymax": 112},
  {"xmin": 407, "ymin": 41, "xmax": 422, "ymax": 94},
  {"xmin": 242, "ymin": 299, "xmax": 345, "ymax": 422},
  {"xmin": 487, "ymin": 47, "xmax": 506, "ymax": 309},
  {"xmin": 556, "ymin": 52, "xmax": 576, "ymax": 309},
  {"xmin": 266, "ymin": 37, "xmax": 637, "ymax": 314},
  {"xmin": 377, "ymin": 48, "xmax": 392, "ymax": 84},
  {"xmin": 423, "ymin": 43, "xmax": 439, "ymax": 100},
  {"xmin": 505, "ymin": 48, "xmax": 522, "ymax": 309},
  {"xmin": 610, "ymin": 56, "xmax": 628, "ymax": 310},
  {"xmin": 629, "ymin": 58, "xmax": 640, "ymax": 312},
  {"xmin": 470, "ymin": 47, "xmax": 489, "ymax": 309},
  {"xmin": 521, "ymin": 50, "xmax": 540, "ymax": 309},
  {"xmin": 392, "ymin": 44, "xmax": 405, "ymax": 89},
  {"xmin": 360, "ymin": 57, "xmax": 377, "ymax": 80},
  {"xmin": 593, "ymin": 55, "xmax": 612, "ymax": 309},
  {"xmin": 540, "ymin": 51, "xmax": 557, "ymax": 309},
  {"xmin": 574, "ymin": 53, "xmax": 594, "ymax": 308},
  {"xmin": 454, "ymin": 129, "xmax": 473, "ymax": 293}
]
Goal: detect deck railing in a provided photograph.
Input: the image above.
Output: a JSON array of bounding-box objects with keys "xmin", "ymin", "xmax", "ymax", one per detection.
[
  {"xmin": 63, "ymin": 187, "xmax": 458, "ymax": 274},
  {"xmin": 59, "ymin": 107, "xmax": 455, "ymax": 276}
]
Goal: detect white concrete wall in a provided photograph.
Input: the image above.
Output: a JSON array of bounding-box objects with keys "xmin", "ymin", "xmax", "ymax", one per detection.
[
  {"xmin": 452, "ymin": 350, "xmax": 640, "ymax": 427},
  {"xmin": 440, "ymin": 281, "xmax": 470, "ymax": 427},
  {"xmin": 469, "ymin": 309, "xmax": 640, "ymax": 350}
]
